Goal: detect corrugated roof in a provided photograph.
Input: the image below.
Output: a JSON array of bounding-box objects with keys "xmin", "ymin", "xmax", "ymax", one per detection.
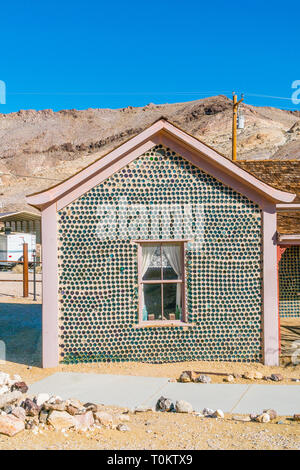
[{"xmin": 0, "ymin": 211, "xmax": 41, "ymax": 222}]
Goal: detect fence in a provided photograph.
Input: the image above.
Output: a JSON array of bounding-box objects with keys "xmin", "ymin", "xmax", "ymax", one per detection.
[{"xmin": 0, "ymin": 243, "xmax": 41, "ymax": 300}]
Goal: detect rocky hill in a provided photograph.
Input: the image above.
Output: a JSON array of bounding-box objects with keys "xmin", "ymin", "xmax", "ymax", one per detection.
[{"xmin": 0, "ymin": 95, "xmax": 300, "ymax": 212}]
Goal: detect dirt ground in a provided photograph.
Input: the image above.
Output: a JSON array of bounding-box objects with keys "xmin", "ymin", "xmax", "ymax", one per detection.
[
  {"xmin": 0, "ymin": 274, "xmax": 42, "ymax": 301},
  {"xmin": 0, "ymin": 410, "xmax": 299, "ymax": 450},
  {"xmin": 1, "ymin": 298, "xmax": 300, "ymax": 449},
  {"xmin": 1, "ymin": 358, "xmax": 300, "ymax": 387},
  {"xmin": 1, "ymin": 297, "xmax": 300, "ymax": 385}
]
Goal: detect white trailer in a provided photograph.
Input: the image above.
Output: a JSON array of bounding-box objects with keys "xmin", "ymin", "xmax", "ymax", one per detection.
[{"xmin": 0, "ymin": 232, "xmax": 36, "ymax": 267}]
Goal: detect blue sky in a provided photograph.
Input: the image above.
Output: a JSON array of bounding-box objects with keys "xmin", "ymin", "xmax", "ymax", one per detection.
[{"xmin": 0, "ymin": 0, "xmax": 299, "ymax": 113}]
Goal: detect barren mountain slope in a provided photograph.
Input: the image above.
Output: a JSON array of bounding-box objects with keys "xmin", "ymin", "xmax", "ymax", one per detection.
[{"xmin": 0, "ymin": 95, "xmax": 299, "ymax": 212}]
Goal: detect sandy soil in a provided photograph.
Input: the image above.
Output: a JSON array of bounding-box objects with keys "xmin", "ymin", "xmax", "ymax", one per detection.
[
  {"xmin": 1, "ymin": 299, "xmax": 299, "ymax": 385},
  {"xmin": 0, "ymin": 411, "xmax": 299, "ymax": 450},
  {"xmin": 0, "ymin": 272, "xmax": 42, "ymax": 300},
  {"xmin": 1, "ymin": 298, "xmax": 300, "ymax": 449},
  {"xmin": 1, "ymin": 358, "xmax": 300, "ymax": 387},
  {"xmin": 0, "ymin": 296, "xmax": 42, "ymax": 304}
]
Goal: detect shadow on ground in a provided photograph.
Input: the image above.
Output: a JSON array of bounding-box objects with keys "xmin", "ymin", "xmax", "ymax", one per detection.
[{"xmin": 0, "ymin": 303, "xmax": 42, "ymax": 366}]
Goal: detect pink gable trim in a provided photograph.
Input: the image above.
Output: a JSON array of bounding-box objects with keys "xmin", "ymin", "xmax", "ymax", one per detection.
[{"xmin": 26, "ymin": 119, "xmax": 296, "ymax": 210}]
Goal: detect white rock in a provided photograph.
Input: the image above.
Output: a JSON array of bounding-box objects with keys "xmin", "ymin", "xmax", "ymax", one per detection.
[
  {"xmin": 202, "ymin": 408, "xmax": 214, "ymax": 417},
  {"xmin": 12, "ymin": 407, "xmax": 26, "ymax": 421},
  {"xmin": 36, "ymin": 393, "xmax": 50, "ymax": 407},
  {"xmin": 7, "ymin": 379, "xmax": 17, "ymax": 387},
  {"xmin": 256, "ymin": 413, "xmax": 270, "ymax": 423},
  {"xmin": 175, "ymin": 400, "xmax": 193, "ymax": 413},
  {"xmin": 232, "ymin": 415, "xmax": 251, "ymax": 422},
  {"xmin": 0, "ymin": 391, "xmax": 22, "ymax": 408},
  {"xmin": 133, "ymin": 405, "xmax": 154, "ymax": 413},
  {"xmin": 47, "ymin": 410, "xmax": 76, "ymax": 430},
  {"xmin": 94, "ymin": 411, "xmax": 114, "ymax": 427},
  {"xmin": 47, "ymin": 395, "xmax": 62, "ymax": 404},
  {"xmin": 253, "ymin": 371, "xmax": 263, "ymax": 380},
  {"xmin": 212, "ymin": 409, "xmax": 224, "ymax": 419},
  {"xmin": 117, "ymin": 423, "xmax": 130, "ymax": 432},
  {"xmin": 73, "ymin": 411, "xmax": 94, "ymax": 431},
  {"xmin": 0, "ymin": 414, "xmax": 25, "ymax": 436},
  {"xmin": 224, "ymin": 375, "xmax": 235, "ymax": 383},
  {"xmin": 196, "ymin": 374, "xmax": 211, "ymax": 384},
  {"xmin": 0, "ymin": 386, "xmax": 9, "ymax": 396},
  {"xmin": 0, "ymin": 372, "xmax": 10, "ymax": 386}
]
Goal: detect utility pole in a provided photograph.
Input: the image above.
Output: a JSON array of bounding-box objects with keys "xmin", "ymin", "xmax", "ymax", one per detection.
[{"xmin": 232, "ymin": 92, "xmax": 244, "ymax": 161}]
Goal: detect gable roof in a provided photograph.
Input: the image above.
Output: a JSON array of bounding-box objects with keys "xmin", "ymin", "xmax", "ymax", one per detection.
[{"xmin": 26, "ymin": 118, "xmax": 296, "ymax": 211}]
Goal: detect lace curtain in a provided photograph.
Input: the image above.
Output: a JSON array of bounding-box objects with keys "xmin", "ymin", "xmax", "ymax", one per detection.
[
  {"xmin": 141, "ymin": 246, "xmax": 157, "ymax": 320},
  {"xmin": 162, "ymin": 245, "xmax": 182, "ymax": 312}
]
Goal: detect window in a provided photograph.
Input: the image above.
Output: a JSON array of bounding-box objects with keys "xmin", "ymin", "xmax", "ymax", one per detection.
[{"xmin": 137, "ymin": 241, "xmax": 187, "ymax": 324}]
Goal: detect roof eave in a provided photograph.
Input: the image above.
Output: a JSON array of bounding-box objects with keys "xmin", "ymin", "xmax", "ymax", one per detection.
[
  {"xmin": 278, "ymin": 233, "xmax": 300, "ymax": 245},
  {"xmin": 26, "ymin": 118, "xmax": 297, "ymax": 209},
  {"xmin": 276, "ymin": 203, "xmax": 300, "ymax": 211}
]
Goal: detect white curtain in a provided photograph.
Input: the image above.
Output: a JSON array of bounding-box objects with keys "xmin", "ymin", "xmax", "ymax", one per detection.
[
  {"xmin": 142, "ymin": 246, "xmax": 157, "ymax": 278},
  {"xmin": 141, "ymin": 246, "xmax": 157, "ymax": 320},
  {"xmin": 163, "ymin": 245, "xmax": 182, "ymax": 313}
]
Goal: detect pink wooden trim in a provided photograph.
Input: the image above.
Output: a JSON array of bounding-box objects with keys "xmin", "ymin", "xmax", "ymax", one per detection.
[
  {"xmin": 278, "ymin": 240, "xmax": 300, "ymax": 245},
  {"xmin": 57, "ymin": 139, "xmax": 158, "ymax": 211},
  {"xmin": 27, "ymin": 120, "xmax": 165, "ymax": 207},
  {"xmin": 158, "ymin": 134, "xmax": 285, "ymax": 208},
  {"xmin": 142, "ymin": 279, "xmax": 183, "ymax": 284},
  {"xmin": 278, "ymin": 234, "xmax": 300, "ymax": 245},
  {"xmin": 131, "ymin": 239, "xmax": 191, "ymax": 244},
  {"xmin": 26, "ymin": 119, "xmax": 295, "ymax": 209},
  {"xmin": 136, "ymin": 240, "xmax": 187, "ymax": 324},
  {"xmin": 181, "ymin": 241, "xmax": 187, "ymax": 323},
  {"xmin": 262, "ymin": 204, "xmax": 279, "ymax": 366},
  {"xmin": 133, "ymin": 321, "xmax": 192, "ymax": 328},
  {"xmin": 137, "ymin": 243, "xmax": 143, "ymax": 324},
  {"xmin": 161, "ymin": 124, "xmax": 294, "ymax": 203},
  {"xmin": 41, "ymin": 203, "xmax": 59, "ymax": 368},
  {"xmin": 276, "ymin": 204, "xmax": 300, "ymax": 211}
]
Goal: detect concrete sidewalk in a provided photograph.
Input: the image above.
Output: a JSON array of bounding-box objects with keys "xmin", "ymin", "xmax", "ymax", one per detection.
[{"xmin": 29, "ymin": 372, "xmax": 300, "ymax": 415}]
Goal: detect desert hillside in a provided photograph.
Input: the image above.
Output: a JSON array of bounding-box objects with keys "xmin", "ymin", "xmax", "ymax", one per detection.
[{"xmin": 0, "ymin": 95, "xmax": 300, "ymax": 212}]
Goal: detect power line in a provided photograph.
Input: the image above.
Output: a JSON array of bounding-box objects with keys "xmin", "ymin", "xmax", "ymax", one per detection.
[
  {"xmin": 240, "ymin": 92, "xmax": 297, "ymax": 102},
  {"xmin": 4, "ymin": 90, "xmax": 299, "ymax": 102},
  {"xmin": 7, "ymin": 90, "xmax": 232, "ymax": 96}
]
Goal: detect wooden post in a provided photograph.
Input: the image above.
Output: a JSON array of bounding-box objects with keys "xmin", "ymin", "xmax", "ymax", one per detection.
[
  {"xmin": 232, "ymin": 93, "xmax": 237, "ymax": 161},
  {"xmin": 23, "ymin": 243, "xmax": 28, "ymax": 298},
  {"xmin": 232, "ymin": 92, "xmax": 244, "ymax": 161}
]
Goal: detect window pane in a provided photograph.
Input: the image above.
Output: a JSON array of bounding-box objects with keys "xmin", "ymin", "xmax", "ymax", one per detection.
[
  {"xmin": 162, "ymin": 245, "xmax": 181, "ymax": 280},
  {"xmin": 142, "ymin": 284, "xmax": 162, "ymax": 320},
  {"xmin": 142, "ymin": 245, "xmax": 161, "ymax": 281},
  {"xmin": 163, "ymin": 283, "xmax": 182, "ymax": 320}
]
